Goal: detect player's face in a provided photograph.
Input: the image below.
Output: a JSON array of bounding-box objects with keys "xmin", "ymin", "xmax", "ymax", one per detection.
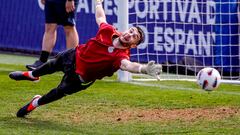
[{"xmin": 119, "ymin": 27, "xmax": 141, "ymax": 47}]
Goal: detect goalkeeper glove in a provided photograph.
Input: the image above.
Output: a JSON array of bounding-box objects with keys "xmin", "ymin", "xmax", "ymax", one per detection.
[{"xmin": 139, "ymin": 61, "xmax": 162, "ymax": 80}]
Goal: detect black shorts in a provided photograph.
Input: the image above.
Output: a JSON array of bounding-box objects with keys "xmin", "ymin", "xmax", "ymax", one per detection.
[
  {"xmin": 54, "ymin": 48, "xmax": 76, "ymax": 74},
  {"xmin": 44, "ymin": 1, "xmax": 78, "ymax": 26}
]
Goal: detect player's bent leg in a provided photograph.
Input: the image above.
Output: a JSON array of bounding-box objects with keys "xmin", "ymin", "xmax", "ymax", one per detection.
[
  {"xmin": 37, "ymin": 88, "xmax": 66, "ymax": 106},
  {"xmin": 10, "ymin": 56, "xmax": 61, "ymax": 82},
  {"xmin": 31, "ymin": 54, "xmax": 64, "ymax": 77},
  {"xmin": 16, "ymin": 95, "xmax": 42, "ymax": 117},
  {"xmin": 37, "ymin": 74, "xmax": 94, "ymax": 106},
  {"xmin": 16, "ymin": 74, "xmax": 93, "ymax": 118},
  {"xmin": 9, "ymin": 71, "xmax": 40, "ymax": 82}
]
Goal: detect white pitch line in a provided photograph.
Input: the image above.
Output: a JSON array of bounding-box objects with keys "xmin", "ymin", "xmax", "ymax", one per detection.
[
  {"xmin": 124, "ymin": 81, "xmax": 240, "ymax": 96},
  {"xmin": 128, "ymin": 81, "xmax": 201, "ymax": 91},
  {"xmin": 129, "ymin": 81, "xmax": 240, "ymax": 96}
]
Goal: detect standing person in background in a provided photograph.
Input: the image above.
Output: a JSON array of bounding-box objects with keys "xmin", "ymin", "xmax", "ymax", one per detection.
[{"xmin": 26, "ymin": 0, "xmax": 79, "ymax": 70}]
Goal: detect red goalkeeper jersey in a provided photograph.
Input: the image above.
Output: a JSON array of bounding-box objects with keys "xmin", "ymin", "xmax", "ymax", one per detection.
[{"xmin": 75, "ymin": 23, "xmax": 130, "ymax": 82}]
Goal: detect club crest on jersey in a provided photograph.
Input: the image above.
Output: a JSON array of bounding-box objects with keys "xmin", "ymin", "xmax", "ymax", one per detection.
[{"xmin": 108, "ymin": 47, "xmax": 114, "ymax": 53}]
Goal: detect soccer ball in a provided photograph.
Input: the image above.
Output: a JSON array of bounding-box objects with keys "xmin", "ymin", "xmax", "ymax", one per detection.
[{"xmin": 196, "ymin": 67, "xmax": 221, "ymax": 91}]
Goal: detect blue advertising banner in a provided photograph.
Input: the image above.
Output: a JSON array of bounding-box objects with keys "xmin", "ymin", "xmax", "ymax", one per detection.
[
  {"xmin": 0, "ymin": 0, "xmax": 117, "ymax": 53},
  {"xmin": 0, "ymin": 0, "xmax": 239, "ymax": 74},
  {"xmin": 128, "ymin": 0, "xmax": 239, "ymax": 74}
]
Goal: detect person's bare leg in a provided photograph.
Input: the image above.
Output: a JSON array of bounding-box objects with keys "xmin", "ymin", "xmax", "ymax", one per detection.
[
  {"xmin": 26, "ymin": 23, "xmax": 58, "ymax": 70},
  {"xmin": 42, "ymin": 23, "xmax": 58, "ymax": 53},
  {"xmin": 64, "ymin": 26, "xmax": 79, "ymax": 49}
]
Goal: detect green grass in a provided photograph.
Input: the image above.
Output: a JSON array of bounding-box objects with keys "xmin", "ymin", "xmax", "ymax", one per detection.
[{"xmin": 0, "ymin": 54, "xmax": 240, "ymax": 134}]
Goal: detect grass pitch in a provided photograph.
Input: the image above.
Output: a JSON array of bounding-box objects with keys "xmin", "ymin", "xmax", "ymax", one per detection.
[{"xmin": 0, "ymin": 54, "xmax": 240, "ymax": 135}]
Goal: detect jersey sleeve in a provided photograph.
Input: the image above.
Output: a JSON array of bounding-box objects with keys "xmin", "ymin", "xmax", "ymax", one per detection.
[{"xmin": 113, "ymin": 50, "xmax": 130, "ymax": 70}]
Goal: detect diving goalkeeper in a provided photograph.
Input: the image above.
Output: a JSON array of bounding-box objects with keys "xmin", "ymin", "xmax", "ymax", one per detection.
[{"xmin": 9, "ymin": 0, "xmax": 162, "ymax": 118}]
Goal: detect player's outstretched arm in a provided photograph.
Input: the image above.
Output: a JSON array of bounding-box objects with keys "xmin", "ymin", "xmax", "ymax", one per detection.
[
  {"xmin": 120, "ymin": 59, "xmax": 162, "ymax": 80},
  {"xmin": 95, "ymin": 0, "xmax": 107, "ymax": 27}
]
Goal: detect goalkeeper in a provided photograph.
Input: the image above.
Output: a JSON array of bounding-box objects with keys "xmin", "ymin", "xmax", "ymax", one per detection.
[{"xmin": 9, "ymin": 0, "xmax": 162, "ymax": 118}]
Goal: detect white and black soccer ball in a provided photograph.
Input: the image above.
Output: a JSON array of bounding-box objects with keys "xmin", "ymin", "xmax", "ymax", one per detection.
[{"xmin": 196, "ymin": 67, "xmax": 221, "ymax": 91}]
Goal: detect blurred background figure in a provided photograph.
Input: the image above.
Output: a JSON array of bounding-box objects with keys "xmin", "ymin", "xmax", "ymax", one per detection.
[{"xmin": 26, "ymin": 0, "xmax": 79, "ymax": 70}]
